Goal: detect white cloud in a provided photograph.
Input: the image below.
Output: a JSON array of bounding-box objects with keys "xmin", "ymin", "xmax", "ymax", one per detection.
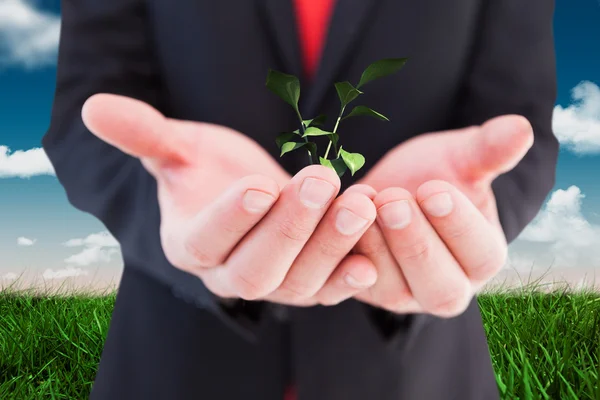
[
  {"xmin": 505, "ymin": 252, "xmax": 537, "ymax": 271},
  {"xmin": 517, "ymin": 186, "xmax": 600, "ymax": 267},
  {"xmin": 63, "ymin": 231, "xmax": 119, "ymax": 248},
  {"xmin": 64, "ymin": 246, "xmax": 120, "ymax": 267},
  {"xmin": 42, "ymin": 267, "xmax": 88, "ymax": 280},
  {"xmin": 2, "ymin": 272, "xmax": 18, "ymax": 281},
  {"xmin": 17, "ymin": 236, "xmax": 36, "ymax": 246},
  {"xmin": 552, "ymin": 81, "xmax": 600, "ymax": 154},
  {"xmin": 0, "ymin": 0, "xmax": 61, "ymax": 69},
  {"xmin": 63, "ymin": 231, "xmax": 120, "ymax": 267},
  {"xmin": 0, "ymin": 146, "xmax": 55, "ymax": 178}
]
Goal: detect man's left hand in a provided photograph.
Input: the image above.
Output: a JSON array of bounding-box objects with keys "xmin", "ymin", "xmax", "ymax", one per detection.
[{"xmin": 350, "ymin": 115, "xmax": 534, "ymax": 317}]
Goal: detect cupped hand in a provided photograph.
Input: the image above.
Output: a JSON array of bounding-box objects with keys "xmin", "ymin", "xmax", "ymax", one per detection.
[
  {"xmin": 350, "ymin": 116, "xmax": 534, "ymax": 317},
  {"xmin": 82, "ymin": 94, "xmax": 379, "ymax": 307}
]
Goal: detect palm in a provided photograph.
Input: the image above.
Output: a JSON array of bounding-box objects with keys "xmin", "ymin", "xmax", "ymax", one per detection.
[
  {"xmin": 153, "ymin": 119, "xmax": 290, "ymax": 220},
  {"xmin": 359, "ymin": 117, "xmax": 535, "ymax": 226},
  {"xmin": 362, "ymin": 131, "xmax": 465, "ymax": 191},
  {"xmin": 82, "ymin": 94, "xmax": 290, "ymax": 229}
]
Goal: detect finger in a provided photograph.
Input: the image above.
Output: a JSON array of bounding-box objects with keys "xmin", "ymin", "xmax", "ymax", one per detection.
[
  {"xmin": 416, "ymin": 180, "xmax": 507, "ymax": 286},
  {"xmin": 272, "ymin": 190, "xmax": 376, "ymax": 300},
  {"xmin": 82, "ymin": 93, "xmax": 191, "ymax": 162},
  {"xmin": 168, "ymin": 174, "xmax": 279, "ymax": 273},
  {"xmin": 344, "ymin": 184, "xmax": 424, "ymax": 311},
  {"xmin": 343, "ymin": 183, "xmax": 377, "ymax": 255},
  {"xmin": 374, "ymin": 187, "xmax": 472, "ymax": 317},
  {"xmin": 459, "ymin": 115, "xmax": 534, "ymax": 182},
  {"xmin": 343, "ymin": 184, "xmax": 378, "ymax": 199},
  {"xmin": 353, "ymin": 213, "xmax": 420, "ymax": 312},
  {"xmin": 216, "ymin": 164, "xmax": 341, "ymax": 300},
  {"xmin": 314, "ymin": 254, "xmax": 378, "ymax": 306},
  {"xmin": 344, "ymin": 184, "xmax": 420, "ymax": 312}
]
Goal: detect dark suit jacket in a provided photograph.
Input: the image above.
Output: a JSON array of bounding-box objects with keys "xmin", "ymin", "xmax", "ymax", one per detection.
[{"xmin": 43, "ymin": 0, "xmax": 558, "ymax": 399}]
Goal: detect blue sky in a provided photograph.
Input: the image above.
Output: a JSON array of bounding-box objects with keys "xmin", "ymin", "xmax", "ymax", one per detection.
[{"xmin": 0, "ymin": 0, "xmax": 599, "ymax": 290}]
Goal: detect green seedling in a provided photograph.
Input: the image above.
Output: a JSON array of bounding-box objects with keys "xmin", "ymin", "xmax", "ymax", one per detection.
[{"xmin": 266, "ymin": 57, "xmax": 407, "ymax": 177}]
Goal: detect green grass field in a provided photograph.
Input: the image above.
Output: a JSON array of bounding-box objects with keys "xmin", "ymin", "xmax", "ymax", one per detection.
[{"xmin": 1, "ymin": 284, "xmax": 599, "ymax": 400}]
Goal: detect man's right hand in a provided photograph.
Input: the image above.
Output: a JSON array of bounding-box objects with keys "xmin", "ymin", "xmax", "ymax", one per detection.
[{"xmin": 82, "ymin": 94, "xmax": 379, "ymax": 307}]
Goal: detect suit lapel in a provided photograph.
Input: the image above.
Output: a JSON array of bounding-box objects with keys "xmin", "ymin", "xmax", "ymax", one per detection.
[
  {"xmin": 256, "ymin": 0, "xmax": 303, "ymax": 80},
  {"xmin": 257, "ymin": 0, "xmax": 380, "ymax": 118},
  {"xmin": 304, "ymin": 0, "xmax": 381, "ymax": 117}
]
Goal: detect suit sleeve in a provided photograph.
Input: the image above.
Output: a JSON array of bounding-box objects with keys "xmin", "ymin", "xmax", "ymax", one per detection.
[
  {"xmin": 451, "ymin": 0, "xmax": 559, "ymax": 244},
  {"xmin": 42, "ymin": 0, "xmax": 265, "ymax": 342},
  {"xmin": 373, "ymin": 0, "xmax": 559, "ymax": 345}
]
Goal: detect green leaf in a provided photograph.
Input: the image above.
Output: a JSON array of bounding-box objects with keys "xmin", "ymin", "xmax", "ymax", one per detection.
[
  {"xmin": 311, "ymin": 114, "xmax": 327, "ymax": 126},
  {"xmin": 280, "ymin": 141, "xmax": 317, "ymax": 157},
  {"xmin": 343, "ymin": 105, "xmax": 389, "ymax": 121},
  {"xmin": 334, "ymin": 81, "xmax": 363, "ymax": 108},
  {"xmin": 356, "ymin": 58, "xmax": 408, "ymax": 89},
  {"xmin": 302, "ymin": 127, "xmax": 339, "ymax": 148},
  {"xmin": 319, "ymin": 157, "xmax": 332, "ymax": 168},
  {"xmin": 275, "ymin": 132, "xmax": 300, "ymax": 149},
  {"xmin": 305, "ymin": 141, "xmax": 318, "ymax": 161},
  {"xmin": 319, "ymin": 157, "xmax": 347, "ymax": 177},
  {"xmin": 302, "ymin": 126, "xmax": 333, "ymax": 138},
  {"xmin": 331, "ymin": 158, "xmax": 347, "ymax": 177},
  {"xmin": 265, "ymin": 69, "xmax": 301, "ymax": 115},
  {"xmin": 339, "ymin": 148, "xmax": 366, "ymax": 176},
  {"xmin": 280, "ymin": 142, "xmax": 305, "ymax": 156},
  {"xmin": 302, "ymin": 114, "xmax": 327, "ymax": 128}
]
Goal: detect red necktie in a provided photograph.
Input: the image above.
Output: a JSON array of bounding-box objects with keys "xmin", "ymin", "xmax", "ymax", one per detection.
[
  {"xmin": 284, "ymin": 385, "xmax": 297, "ymax": 400},
  {"xmin": 293, "ymin": 0, "xmax": 336, "ymax": 80}
]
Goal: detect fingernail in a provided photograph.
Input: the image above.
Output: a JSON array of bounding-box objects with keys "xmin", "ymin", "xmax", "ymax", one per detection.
[
  {"xmin": 299, "ymin": 177, "xmax": 336, "ymax": 208},
  {"xmin": 378, "ymin": 200, "xmax": 411, "ymax": 229},
  {"xmin": 242, "ymin": 190, "xmax": 276, "ymax": 213},
  {"xmin": 422, "ymin": 192, "xmax": 453, "ymax": 217},
  {"xmin": 344, "ymin": 273, "xmax": 376, "ymax": 289},
  {"xmin": 335, "ymin": 208, "xmax": 369, "ymax": 236}
]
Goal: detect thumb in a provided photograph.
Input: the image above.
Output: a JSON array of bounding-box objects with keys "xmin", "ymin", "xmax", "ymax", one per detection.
[
  {"xmin": 82, "ymin": 93, "xmax": 189, "ymax": 163},
  {"xmin": 458, "ymin": 114, "xmax": 534, "ymax": 182}
]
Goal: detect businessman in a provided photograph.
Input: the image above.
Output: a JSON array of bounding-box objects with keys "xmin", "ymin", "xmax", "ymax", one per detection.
[{"xmin": 42, "ymin": 0, "xmax": 559, "ymax": 399}]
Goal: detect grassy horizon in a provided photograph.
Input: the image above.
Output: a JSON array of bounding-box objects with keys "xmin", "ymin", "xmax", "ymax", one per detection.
[{"xmin": 0, "ymin": 278, "xmax": 599, "ymax": 399}]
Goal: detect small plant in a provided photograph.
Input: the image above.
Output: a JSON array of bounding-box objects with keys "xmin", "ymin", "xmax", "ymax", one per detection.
[{"xmin": 265, "ymin": 58, "xmax": 407, "ymax": 177}]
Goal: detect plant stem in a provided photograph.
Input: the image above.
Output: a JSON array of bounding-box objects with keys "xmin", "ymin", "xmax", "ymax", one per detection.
[
  {"xmin": 322, "ymin": 139, "xmax": 334, "ymax": 160},
  {"xmin": 323, "ymin": 105, "xmax": 345, "ymax": 160},
  {"xmin": 296, "ymin": 110, "xmax": 315, "ymax": 164}
]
